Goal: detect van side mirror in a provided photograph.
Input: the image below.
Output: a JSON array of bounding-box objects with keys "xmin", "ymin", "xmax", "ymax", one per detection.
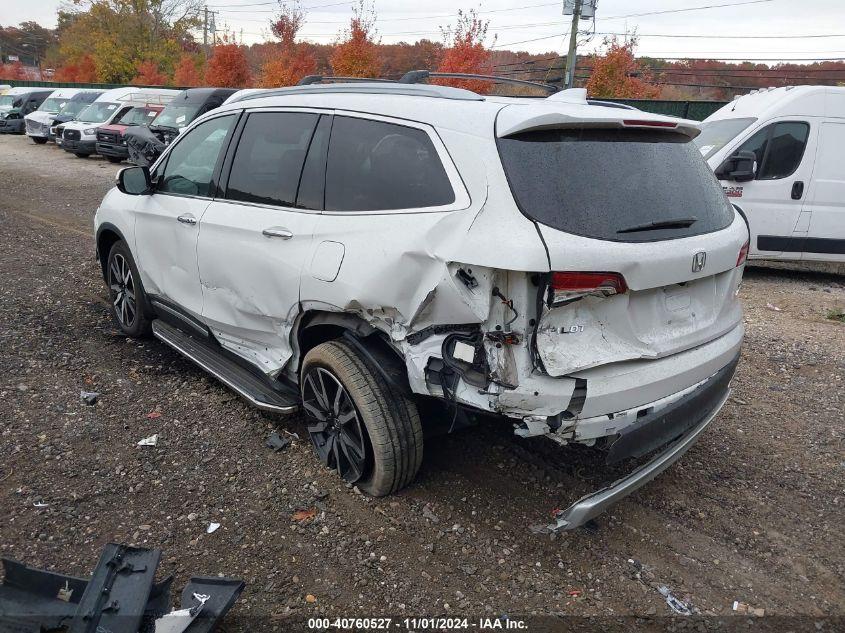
[
  {"xmin": 715, "ymin": 150, "xmax": 757, "ymax": 182},
  {"xmin": 116, "ymin": 166, "xmax": 152, "ymax": 195}
]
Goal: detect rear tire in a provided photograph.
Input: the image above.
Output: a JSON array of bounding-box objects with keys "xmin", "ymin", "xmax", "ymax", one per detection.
[
  {"xmin": 106, "ymin": 156, "xmax": 123, "ymax": 163},
  {"xmin": 32, "ymin": 137, "xmax": 48, "ymax": 144},
  {"xmin": 301, "ymin": 340, "xmax": 423, "ymax": 497},
  {"xmin": 106, "ymin": 241, "xmax": 151, "ymax": 338},
  {"xmin": 75, "ymin": 152, "xmax": 90, "ymax": 158}
]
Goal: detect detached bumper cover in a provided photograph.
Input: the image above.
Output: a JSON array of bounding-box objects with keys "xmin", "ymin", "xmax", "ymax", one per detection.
[{"xmin": 550, "ymin": 353, "xmax": 738, "ymax": 531}]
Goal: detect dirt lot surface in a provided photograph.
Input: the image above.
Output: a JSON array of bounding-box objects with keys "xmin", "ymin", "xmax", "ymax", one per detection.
[{"xmin": 1, "ymin": 134, "xmax": 843, "ymax": 629}]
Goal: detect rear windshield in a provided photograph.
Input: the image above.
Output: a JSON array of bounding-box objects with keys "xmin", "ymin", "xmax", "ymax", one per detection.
[
  {"xmin": 498, "ymin": 128, "xmax": 734, "ymax": 242},
  {"xmin": 694, "ymin": 117, "xmax": 756, "ymax": 159}
]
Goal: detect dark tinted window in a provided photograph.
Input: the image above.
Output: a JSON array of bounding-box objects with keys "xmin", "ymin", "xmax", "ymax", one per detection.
[
  {"xmin": 736, "ymin": 126, "xmax": 769, "ymax": 169},
  {"xmin": 498, "ymin": 128, "xmax": 734, "ymax": 242},
  {"xmin": 758, "ymin": 122, "xmax": 809, "ymax": 179},
  {"xmin": 226, "ymin": 112, "xmax": 318, "ymax": 207},
  {"xmin": 325, "ymin": 116, "xmax": 455, "ymax": 211},
  {"xmin": 158, "ymin": 115, "xmax": 234, "ymax": 197},
  {"xmin": 296, "ymin": 115, "xmax": 331, "ymax": 210}
]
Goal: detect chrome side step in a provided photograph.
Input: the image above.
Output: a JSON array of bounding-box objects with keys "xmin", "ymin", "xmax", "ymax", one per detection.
[{"xmin": 152, "ymin": 319, "xmax": 299, "ymax": 414}]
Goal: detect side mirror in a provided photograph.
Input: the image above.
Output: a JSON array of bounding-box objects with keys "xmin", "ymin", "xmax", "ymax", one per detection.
[
  {"xmin": 116, "ymin": 166, "xmax": 152, "ymax": 195},
  {"xmin": 715, "ymin": 150, "xmax": 757, "ymax": 182}
]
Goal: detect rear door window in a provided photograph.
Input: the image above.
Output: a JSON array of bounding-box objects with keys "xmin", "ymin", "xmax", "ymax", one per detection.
[
  {"xmin": 324, "ymin": 116, "xmax": 455, "ymax": 212},
  {"xmin": 498, "ymin": 128, "xmax": 734, "ymax": 242},
  {"xmin": 225, "ymin": 111, "xmax": 319, "ymax": 207}
]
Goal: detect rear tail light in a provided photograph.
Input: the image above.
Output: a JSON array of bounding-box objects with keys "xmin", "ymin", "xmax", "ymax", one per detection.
[
  {"xmin": 737, "ymin": 240, "xmax": 749, "ymax": 266},
  {"xmin": 549, "ymin": 272, "xmax": 628, "ymax": 305}
]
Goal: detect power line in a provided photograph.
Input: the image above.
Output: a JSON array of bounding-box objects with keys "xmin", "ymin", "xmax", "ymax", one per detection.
[{"xmin": 601, "ymin": 0, "xmax": 777, "ymax": 20}]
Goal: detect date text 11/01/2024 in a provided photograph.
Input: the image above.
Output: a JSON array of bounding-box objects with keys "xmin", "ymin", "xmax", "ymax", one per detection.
[{"xmin": 307, "ymin": 617, "xmax": 528, "ymax": 630}]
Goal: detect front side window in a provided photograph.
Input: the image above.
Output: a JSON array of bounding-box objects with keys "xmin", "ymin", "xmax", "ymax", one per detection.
[
  {"xmin": 734, "ymin": 121, "xmax": 810, "ymax": 181},
  {"xmin": 158, "ymin": 115, "xmax": 235, "ymax": 197},
  {"xmin": 226, "ymin": 112, "xmax": 319, "ymax": 207},
  {"xmin": 325, "ymin": 116, "xmax": 455, "ymax": 212}
]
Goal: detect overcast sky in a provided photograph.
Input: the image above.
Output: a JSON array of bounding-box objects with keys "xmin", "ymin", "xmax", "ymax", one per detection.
[{"xmin": 7, "ymin": 0, "xmax": 845, "ymax": 61}]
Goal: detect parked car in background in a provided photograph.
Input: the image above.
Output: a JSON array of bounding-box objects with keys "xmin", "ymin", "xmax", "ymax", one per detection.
[
  {"xmin": 0, "ymin": 85, "xmax": 11, "ymax": 94},
  {"xmin": 60, "ymin": 87, "xmax": 179, "ymax": 157},
  {"xmin": 49, "ymin": 90, "xmax": 104, "ymax": 144},
  {"xmin": 95, "ymin": 81, "xmax": 748, "ymax": 529},
  {"xmin": 96, "ymin": 104, "xmax": 165, "ymax": 163},
  {"xmin": 126, "ymin": 87, "xmax": 237, "ymax": 165},
  {"xmin": 696, "ymin": 85, "xmax": 845, "ymax": 266},
  {"xmin": 0, "ymin": 88, "xmax": 53, "ymax": 134},
  {"xmin": 24, "ymin": 88, "xmax": 102, "ymax": 144}
]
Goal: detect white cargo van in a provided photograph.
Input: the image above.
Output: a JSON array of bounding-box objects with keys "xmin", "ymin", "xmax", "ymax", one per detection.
[
  {"xmin": 24, "ymin": 88, "xmax": 101, "ymax": 143},
  {"xmin": 696, "ymin": 86, "xmax": 845, "ymax": 266},
  {"xmin": 60, "ymin": 87, "xmax": 180, "ymax": 157}
]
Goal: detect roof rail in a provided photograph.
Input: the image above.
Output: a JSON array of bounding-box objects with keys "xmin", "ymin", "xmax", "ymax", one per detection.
[
  {"xmin": 235, "ymin": 83, "xmax": 485, "ymax": 102},
  {"xmin": 399, "ymin": 70, "xmax": 558, "ymax": 95},
  {"xmin": 297, "ymin": 75, "xmax": 396, "ymax": 85}
]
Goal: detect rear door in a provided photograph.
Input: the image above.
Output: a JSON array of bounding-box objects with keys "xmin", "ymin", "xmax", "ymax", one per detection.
[
  {"xmin": 133, "ymin": 113, "xmax": 238, "ymax": 319},
  {"xmin": 802, "ymin": 120, "xmax": 845, "ymax": 261},
  {"xmin": 497, "ymin": 124, "xmax": 747, "ymax": 376},
  {"xmin": 196, "ymin": 110, "xmax": 327, "ymax": 373},
  {"xmin": 719, "ymin": 120, "xmax": 815, "ymax": 258}
]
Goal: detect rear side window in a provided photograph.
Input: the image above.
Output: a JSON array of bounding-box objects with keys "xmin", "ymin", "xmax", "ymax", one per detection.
[
  {"xmin": 325, "ymin": 116, "xmax": 455, "ymax": 211},
  {"xmin": 498, "ymin": 128, "xmax": 734, "ymax": 242},
  {"xmin": 226, "ymin": 112, "xmax": 319, "ymax": 207},
  {"xmin": 736, "ymin": 121, "xmax": 809, "ymax": 180}
]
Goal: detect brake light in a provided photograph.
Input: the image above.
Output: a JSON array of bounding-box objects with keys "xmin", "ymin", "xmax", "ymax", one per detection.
[
  {"xmin": 549, "ymin": 272, "xmax": 628, "ymax": 305},
  {"xmin": 737, "ymin": 240, "xmax": 749, "ymax": 266},
  {"xmin": 622, "ymin": 119, "xmax": 677, "ymax": 128}
]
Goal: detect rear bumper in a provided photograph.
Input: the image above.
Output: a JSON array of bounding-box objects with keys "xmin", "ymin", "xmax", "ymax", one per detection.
[{"xmin": 550, "ymin": 355, "xmax": 737, "ymax": 530}]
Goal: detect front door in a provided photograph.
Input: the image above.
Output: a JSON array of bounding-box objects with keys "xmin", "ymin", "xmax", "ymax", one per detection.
[
  {"xmin": 720, "ymin": 119, "xmax": 816, "ymax": 259},
  {"xmin": 197, "ymin": 110, "xmax": 329, "ymax": 374},
  {"xmin": 133, "ymin": 113, "xmax": 238, "ymax": 319}
]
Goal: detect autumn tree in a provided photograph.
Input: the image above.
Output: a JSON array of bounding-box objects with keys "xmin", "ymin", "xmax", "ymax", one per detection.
[
  {"xmin": 0, "ymin": 61, "xmax": 27, "ymax": 80},
  {"xmin": 585, "ymin": 35, "xmax": 659, "ymax": 99},
  {"xmin": 436, "ymin": 9, "xmax": 494, "ymax": 93},
  {"xmin": 330, "ymin": 1, "xmax": 381, "ymax": 78},
  {"xmin": 132, "ymin": 60, "xmax": 169, "ymax": 85},
  {"xmin": 258, "ymin": 1, "xmax": 317, "ymax": 87},
  {"xmin": 205, "ymin": 38, "xmax": 252, "ymax": 87},
  {"xmin": 173, "ymin": 52, "xmax": 203, "ymax": 86},
  {"xmin": 53, "ymin": 54, "xmax": 98, "ymax": 82}
]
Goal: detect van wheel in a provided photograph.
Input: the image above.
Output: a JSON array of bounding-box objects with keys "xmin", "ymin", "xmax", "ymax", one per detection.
[
  {"xmin": 75, "ymin": 152, "xmax": 90, "ymax": 158},
  {"xmin": 32, "ymin": 137, "xmax": 48, "ymax": 144},
  {"xmin": 301, "ymin": 340, "xmax": 423, "ymax": 497},
  {"xmin": 106, "ymin": 156, "xmax": 123, "ymax": 163},
  {"xmin": 106, "ymin": 241, "xmax": 151, "ymax": 337}
]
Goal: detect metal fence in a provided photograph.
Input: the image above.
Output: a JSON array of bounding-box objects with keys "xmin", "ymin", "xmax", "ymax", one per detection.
[{"xmin": 1, "ymin": 78, "xmax": 729, "ymax": 121}]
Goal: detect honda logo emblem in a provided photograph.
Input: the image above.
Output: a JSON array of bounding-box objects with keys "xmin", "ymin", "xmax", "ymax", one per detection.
[{"xmin": 692, "ymin": 252, "xmax": 706, "ymax": 273}]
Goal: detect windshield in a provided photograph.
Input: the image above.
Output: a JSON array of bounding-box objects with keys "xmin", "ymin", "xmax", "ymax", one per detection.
[
  {"xmin": 38, "ymin": 97, "xmax": 70, "ymax": 113},
  {"xmin": 116, "ymin": 107, "xmax": 159, "ymax": 126},
  {"xmin": 62, "ymin": 100, "xmax": 91, "ymax": 117},
  {"xmin": 152, "ymin": 104, "xmax": 200, "ymax": 129},
  {"xmin": 78, "ymin": 102, "xmax": 120, "ymax": 123},
  {"xmin": 498, "ymin": 128, "xmax": 734, "ymax": 243},
  {"xmin": 693, "ymin": 117, "xmax": 756, "ymax": 159},
  {"xmin": 0, "ymin": 95, "xmax": 20, "ymax": 108}
]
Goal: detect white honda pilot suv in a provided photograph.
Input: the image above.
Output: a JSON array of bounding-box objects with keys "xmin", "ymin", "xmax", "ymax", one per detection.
[{"xmin": 94, "ymin": 77, "xmax": 748, "ymax": 530}]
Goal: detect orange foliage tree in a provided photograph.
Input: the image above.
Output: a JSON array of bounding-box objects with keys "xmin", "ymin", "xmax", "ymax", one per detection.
[
  {"xmin": 259, "ymin": 2, "xmax": 317, "ymax": 87},
  {"xmin": 330, "ymin": 1, "xmax": 381, "ymax": 78},
  {"xmin": 173, "ymin": 53, "xmax": 203, "ymax": 86},
  {"xmin": 436, "ymin": 9, "xmax": 494, "ymax": 93},
  {"xmin": 53, "ymin": 55, "xmax": 98, "ymax": 82},
  {"xmin": 586, "ymin": 35, "xmax": 659, "ymax": 99},
  {"xmin": 0, "ymin": 61, "xmax": 27, "ymax": 80},
  {"xmin": 132, "ymin": 60, "xmax": 169, "ymax": 85},
  {"xmin": 205, "ymin": 37, "xmax": 252, "ymax": 87}
]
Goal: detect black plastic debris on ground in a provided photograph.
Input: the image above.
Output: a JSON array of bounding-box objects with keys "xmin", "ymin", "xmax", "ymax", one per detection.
[
  {"xmin": 266, "ymin": 431, "xmax": 291, "ymax": 452},
  {"xmin": 0, "ymin": 543, "xmax": 244, "ymax": 633}
]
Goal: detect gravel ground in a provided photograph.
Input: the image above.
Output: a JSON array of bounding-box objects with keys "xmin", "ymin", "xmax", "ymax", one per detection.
[{"xmin": 0, "ymin": 134, "xmax": 843, "ymax": 630}]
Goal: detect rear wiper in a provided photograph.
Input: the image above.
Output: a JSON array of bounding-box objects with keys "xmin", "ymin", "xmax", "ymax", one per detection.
[{"xmin": 617, "ymin": 217, "xmax": 698, "ymax": 234}]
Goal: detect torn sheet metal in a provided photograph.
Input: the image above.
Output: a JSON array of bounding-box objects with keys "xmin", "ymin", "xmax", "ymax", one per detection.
[{"xmin": 125, "ymin": 125, "xmax": 166, "ymax": 167}]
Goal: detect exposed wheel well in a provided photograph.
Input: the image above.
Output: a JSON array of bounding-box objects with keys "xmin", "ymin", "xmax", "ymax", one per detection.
[{"xmin": 96, "ymin": 227, "xmax": 123, "ymax": 280}]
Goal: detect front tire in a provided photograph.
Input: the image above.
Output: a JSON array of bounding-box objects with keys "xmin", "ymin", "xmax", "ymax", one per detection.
[
  {"xmin": 106, "ymin": 241, "xmax": 151, "ymax": 337},
  {"xmin": 75, "ymin": 152, "xmax": 90, "ymax": 158},
  {"xmin": 32, "ymin": 137, "xmax": 48, "ymax": 144},
  {"xmin": 106, "ymin": 156, "xmax": 123, "ymax": 163},
  {"xmin": 301, "ymin": 340, "xmax": 423, "ymax": 497}
]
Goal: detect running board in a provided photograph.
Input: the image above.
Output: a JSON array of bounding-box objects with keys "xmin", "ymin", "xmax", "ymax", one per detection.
[{"xmin": 152, "ymin": 319, "xmax": 299, "ymax": 414}]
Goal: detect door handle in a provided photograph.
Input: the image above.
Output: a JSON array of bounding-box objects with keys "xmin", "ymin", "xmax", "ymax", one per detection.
[
  {"xmin": 177, "ymin": 214, "xmax": 197, "ymax": 225},
  {"xmin": 791, "ymin": 181, "xmax": 804, "ymax": 200},
  {"xmin": 262, "ymin": 228, "xmax": 293, "ymax": 239}
]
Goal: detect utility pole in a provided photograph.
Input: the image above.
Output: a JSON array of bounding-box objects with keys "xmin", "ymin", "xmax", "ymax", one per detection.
[
  {"xmin": 203, "ymin": 7, "xmax": 209, "ymax": 57},
  {"xmin": 563, "ymin": 0, "xmax": 582, "ymax": 89}
]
